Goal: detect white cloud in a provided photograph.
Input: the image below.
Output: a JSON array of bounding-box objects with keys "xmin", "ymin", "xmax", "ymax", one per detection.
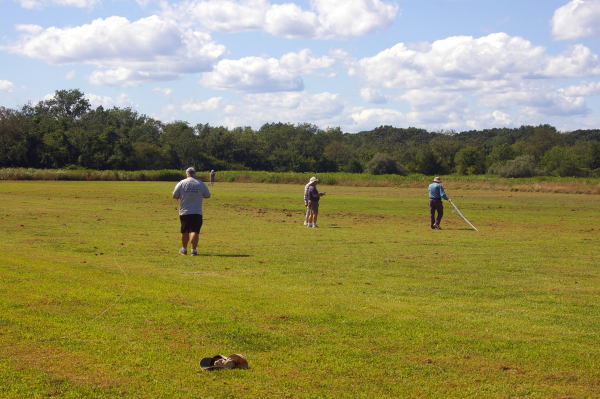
[
  {"xmin": 0, "ymin": 80, "xmax": 16, "ymax": 92},
  {"xmin": 539, "ymin": 44, "xmax": 600, "ymax": 78},
  {"xmin": 351, "ymin": 33, "xmax": 553, "ymax": 91},
  {"xmin": 492, "ymin": 111, "xmax": 512, "ymax": 126},
  {"xmin": 349, "ymin": 33, "xmax": 599, "ymax": 124},
  {"xmin": 86, "ymin": 93, "xmax": 136, "ymax": 109},
  {"xmin": 182, "ymin": 97, "xmax": 225, "ymax": 112},
  {"xmin": 561, "ymin": 81, "xmax": 600, "ymax": 96},
  {"xmin": 279, "ymin": 49, "xmax": 336, "ymax": 76},
  {"xmin": 200, "ymin": 49, "xmax": 338, "ymax": 93},
  {"xmin": 551, "ymin": 0, "xmax": 600, "ymax": 40},
  {"xmin": 163, "ymin": 0, "xmax": 399, "ymax": 39},
  {"xmin": 200, "ymin": 57, "xmax": 304, "ymax": 92},
  {"xmin": 3, "ymin": 16, "xmax": 228, "ymax": 87},
  {"xmin": 351, "ymin": 108, "xmax": 404, "ymax": 127},
  {"xmin": 153, "ymin": 87, "xmax": 174, "ymax": 97},
  {"xmin": 65, "ymin": 70, "xmax": 76, "ymax": 81},
  {"xmin": 162, "ymin": 0, "xmax": 269, "ymax": 32},
  {"xmin": 192, "ymin": 91, "xmax": 348, "ymax": 128},
  {"xmin": 199, "ymin": 49, "xmax": 340, "ymax": 93},
  {"xmin": 479, "ymin": 83, "xmax": 587, "ymax": 117},
  {"xmin": 360, "ymin": 87, "xmax": 387, "ymax": 104},
  {"xmin": 16, "ymin": 0, "xmax": 100, "ymax": 9},
  {"xmin": 308, "ymin": 0, "xmax": 398, "ymax": 39}
]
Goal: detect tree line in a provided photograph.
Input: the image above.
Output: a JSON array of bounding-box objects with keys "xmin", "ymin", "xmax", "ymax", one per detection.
[{"xmin": 2, "ymin": 89, "xmax": 600, "ymax": 178}]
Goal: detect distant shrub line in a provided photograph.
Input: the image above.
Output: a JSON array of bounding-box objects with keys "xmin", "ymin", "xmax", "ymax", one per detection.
[{"xmin": 2, "ymin": 168, "xmax": 600, "ymax": 194}]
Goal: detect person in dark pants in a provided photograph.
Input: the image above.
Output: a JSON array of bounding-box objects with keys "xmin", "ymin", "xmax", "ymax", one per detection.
[{"xmin": 428, "ymin": 177, "xmax": 451, "ymax": 230}]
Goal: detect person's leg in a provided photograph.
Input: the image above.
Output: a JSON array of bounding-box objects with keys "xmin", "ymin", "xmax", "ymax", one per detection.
[
  {"xmin": 429, "ymin": 199, "xmax": 436, "ymax": 228},
  {"xmin": 436, "ymin": 203, "xmax": 444, "ymax": 226},
  {"xmin": 304, "ymin": 207, "xmax": 310, "ymax": 224},
  {"xmin": 181, "ymin": 232, "xmax": 190, "ymax": 248},
  {"xmin": 312, "ymin": 213, "xmax": 318, "ymax": 226},
  {"xmin": 190, "ymin": 232, "xmax": 199, "ymax": 250}
]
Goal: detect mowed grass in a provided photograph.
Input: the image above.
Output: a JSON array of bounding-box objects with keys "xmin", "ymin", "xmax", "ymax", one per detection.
[{"xmin": 0, "ymin": 181, "xmax": 599, "ymax": 398}]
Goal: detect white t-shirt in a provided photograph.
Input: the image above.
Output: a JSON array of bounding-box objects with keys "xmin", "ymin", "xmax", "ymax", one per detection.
[{"xmin": 173, "ymin": 177, "xmax": 211, "ymax": 215}]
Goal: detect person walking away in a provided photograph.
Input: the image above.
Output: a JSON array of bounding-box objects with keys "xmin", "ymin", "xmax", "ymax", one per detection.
[
  {"xmin": 307, "ymin": 177, "xmax": 325, "ymax": 228},
  {"xmin": 303, "ymin": 177, "xmax": 315, "ymax": 225},
  {"xmin": 173, "ymin": 167, "xmax": 211, "ymax": 256},
  {"xmin": 210, "ymin": 170, "xmax": 216, "ymax": 186},
  {"xmin": 428, "ymin": 177, "xmax": 451, "ymax": 230}
]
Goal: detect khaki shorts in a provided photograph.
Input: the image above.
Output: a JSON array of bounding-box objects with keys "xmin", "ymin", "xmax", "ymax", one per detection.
[{"xmin": 308, "ymin": 200, "xmax": 319, "ymax": 214}]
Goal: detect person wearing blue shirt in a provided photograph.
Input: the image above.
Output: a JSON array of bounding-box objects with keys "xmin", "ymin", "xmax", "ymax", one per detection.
[{"xmin": 428, "ymin": 177, "xmax": 452, "ymax": 230}]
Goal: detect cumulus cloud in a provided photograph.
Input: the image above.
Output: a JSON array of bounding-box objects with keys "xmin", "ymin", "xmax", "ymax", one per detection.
[
  {"xmin": 16, "ymin": 0, "xmax": 100, "ymax": 9},
  {"xmin": 349, "ymin": 33, "xmax": 599, "ymax": 124},
  {"xmin": 153, "ymin": 87, "xmax": 173, "ymax": 97},
  {"xmin": 162, "ymin": 0, "xmax": 399, "ymax": 39},
  {"xmin": 200, "ymin": 57, "xmax": 304, "ymax": 92},
  {"xmin": 351, "ymin": 108, "xmax": 404, "ymax": 127},
  {"xmin": 86, "ymin": 93, "xmax": 136, "ymax": 109},
  {"xmin": 360, "ymin": 87, "xmax": 387, "ymax": 104},
  {"xmin": 3, "ymin": 16, "xmax": 228, "ymax": 87},
  {"xmin": 182, "ymin": 97, "xmax": 225, "ymax": 112},
  {"xmin": 65, "ymin": 70, "xmax": 76, "ymax": 81},
  {"xmin": 183, "ymin": 91, "xmax": 348, "ymax": 128},
  {"xmin": 561, "ymin": 81, "xmax": 600, "ymax": 96},
  {"xmin": 279, "ymin": 49, "xmax": 337, "ymax": 76},
  {"xmin": 551, "ymin": 0, "xmax": 600, "ymax": 40},
  {"xmin": 539, "ymin": 44, "xmax": 600, "ymax": 78},
  {"xmin": 200, "ymin": 50, "xmax": 337, "ymax": 92},
  {"xmin": 0, "ymin": 80, "xmax": 16, "ymax": 92}
]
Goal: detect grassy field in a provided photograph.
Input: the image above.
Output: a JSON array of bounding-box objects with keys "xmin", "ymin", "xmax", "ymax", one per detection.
[{"xmin": 0, "ymin": 180, "xmax": 599, "ymax": 398}]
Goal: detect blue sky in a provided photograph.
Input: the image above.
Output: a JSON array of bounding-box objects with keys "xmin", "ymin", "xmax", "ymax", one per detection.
[{"xmin": 2, "ymin": 0, "xmax": 600, "ymax": 132}]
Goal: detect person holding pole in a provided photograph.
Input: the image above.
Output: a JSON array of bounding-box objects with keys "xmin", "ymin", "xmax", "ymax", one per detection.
[
  {"xmin": 428, "ymin": 177, "xmax": 451, "ymax": 230},
  {"xmin": 173, "ymin": 167, "xmax": 211, "ymax": 256}
]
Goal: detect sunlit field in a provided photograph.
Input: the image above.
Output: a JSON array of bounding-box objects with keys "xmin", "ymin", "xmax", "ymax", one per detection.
[{"xmin": 1, "ymin": 181, "xmax": 599, "ymax": 398}]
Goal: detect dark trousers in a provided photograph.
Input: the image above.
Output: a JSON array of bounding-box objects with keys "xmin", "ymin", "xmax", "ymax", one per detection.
[{"xmin": 429, "ymin": 198, "xmax": 443, "ymax": 226}]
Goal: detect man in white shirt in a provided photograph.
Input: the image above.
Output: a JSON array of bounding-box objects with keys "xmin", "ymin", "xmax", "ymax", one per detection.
[{"xmin": 172, "ymin": 167, "xmax": 211, "ymax": 256}]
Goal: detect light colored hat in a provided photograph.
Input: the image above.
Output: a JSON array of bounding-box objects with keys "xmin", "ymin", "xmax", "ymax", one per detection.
[
  {"xmin": 309, "ymin": 176, "xmax": 318, "ymax": 183},
  {"xmin": 433, "ymin": 177, "xmax": 442, "ymax": 183},
  {"xmin": 200, "ymin": 354, "xmax": 248, "ymax": 370},
  {"xmin": 186, "ymin": 167, "xmax": 196, "ymax": 175}
]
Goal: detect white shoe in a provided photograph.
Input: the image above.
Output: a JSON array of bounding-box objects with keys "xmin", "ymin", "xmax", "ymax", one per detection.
[
  {"xmin": 303, "ymin": 221, "xmax": 308, "ymax": 225},
  {"xmin": 312, "ymin": 224, "xmax": 319, "ymax": 228},
  {"xmin": 307, "ymin": 223, "xmax": 312, "ymax": 228}
]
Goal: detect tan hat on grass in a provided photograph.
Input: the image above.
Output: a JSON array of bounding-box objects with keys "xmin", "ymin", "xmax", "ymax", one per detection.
[
  {"xmin": 309, "ymin": 176, "xmax": 318, "ymax": 183},
  {"xmin": 200, "ymin": 354, "xmax": 248, "ymax": 370}
]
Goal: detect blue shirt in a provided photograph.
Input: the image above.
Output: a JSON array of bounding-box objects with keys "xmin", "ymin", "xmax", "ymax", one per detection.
[
  {"xmin": 308, "ymin": 185, "xmax": 320, "ymax": 202},
  {"xmin": 428, "ymin": 183, "xmax": 448, "ymax": 200}
]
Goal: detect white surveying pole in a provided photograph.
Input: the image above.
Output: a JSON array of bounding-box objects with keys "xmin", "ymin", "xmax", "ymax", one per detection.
[{"xmin": 451, "ymin": 201, "xmax": 478, "ymax": 231}]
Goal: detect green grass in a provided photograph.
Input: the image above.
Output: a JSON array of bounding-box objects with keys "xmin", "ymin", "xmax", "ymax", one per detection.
[{"xmin": 1, "ymin": 181, "xmax": 599, "ymax": 398}]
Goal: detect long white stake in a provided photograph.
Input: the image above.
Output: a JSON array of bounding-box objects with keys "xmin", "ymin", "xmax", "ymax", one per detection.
[{"xmin": 450, "ymin": 201, "xmax": 478, "ymax": 231}]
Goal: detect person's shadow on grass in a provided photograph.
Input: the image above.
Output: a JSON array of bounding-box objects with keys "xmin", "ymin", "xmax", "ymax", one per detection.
[{"xmin": 198, "ymin": 253, "xmax": 250, "ymax": 257}]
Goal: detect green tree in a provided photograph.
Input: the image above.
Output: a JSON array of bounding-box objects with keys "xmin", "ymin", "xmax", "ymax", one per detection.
[
  {"xmin": 454, "ymin": 146, "xmax": 486, "ymax": 175},
  {"xmin": 365, "ymin": 153, "xmax": 406, "ymax": 175},
  {"xmin": 486, "ymin": 143, "xmax": 516, "ymax": 168},
  {"xmin": 416, "ymin": 146, "xmax": 444, "ymax": 175},
  {"xmin": 44, "ymin": 89, "xmax": 91, "ymax": 120},
  {"xmin": 540, "ymin": 146, "xmax": 583, "ymax": 177}
]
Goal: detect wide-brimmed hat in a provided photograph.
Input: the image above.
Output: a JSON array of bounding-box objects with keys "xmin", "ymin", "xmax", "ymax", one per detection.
[
  {"xmin": 309, "ymin": 176, "xmax": 318, "ymax": 183},
  {"xmin": 432, "ymin": 177, "xmax": 442, "ymax": 183},
  {"xmin": 200, "ymin": 354, "xmax": 248, "ymax": 370}
]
